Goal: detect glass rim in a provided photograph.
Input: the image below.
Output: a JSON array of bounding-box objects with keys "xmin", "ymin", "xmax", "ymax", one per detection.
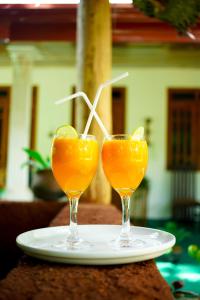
[
  {"xmin": 104, "ymin": 134, "xmax": 130, "ymax": 141},
  {"xmin": 54, "ymin": 133, "xmax": 97, "ymax": 139},
  {"xmin": 107, "ymin": 134, "xmax": 130, "ymax": 138},
  {"xmin": 79, "ymin": 134, "xmax": 96, "ymax": 140},
  {"xmin": 103, "ymin": 134, "xmax": 146, "ymax": 141}
]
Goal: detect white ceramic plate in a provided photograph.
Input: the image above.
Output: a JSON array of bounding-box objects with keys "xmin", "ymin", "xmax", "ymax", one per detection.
[{"xmin": 16, "ymin": 225, "xmax": 175, "ymax": 265}]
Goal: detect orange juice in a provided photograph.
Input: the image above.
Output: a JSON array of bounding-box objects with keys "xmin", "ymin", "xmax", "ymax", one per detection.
[
  {"xmin": 102, "ymin": 139, "xmax": 148, "ymax": 196},
  {"xmin": 52, "ymin": 136, "xmax": 98, "ymax": 197}
]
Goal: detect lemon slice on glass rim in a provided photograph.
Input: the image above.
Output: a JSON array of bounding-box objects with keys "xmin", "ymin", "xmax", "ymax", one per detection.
[
  {"xmin": 131, "ymin": 126, "xmax": 144, "ymax": 141},
  {"xmin": 56, "ymin": 125, "xmax": 78, "ymax": 138}
]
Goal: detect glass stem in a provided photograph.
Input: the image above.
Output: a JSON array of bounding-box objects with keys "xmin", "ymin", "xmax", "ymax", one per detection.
[
  {"xmin": 68, "ymin": 196, "xmax": 79, "ymax": 242},
  {"xmin": 120, "ymin": 195, "xmax": 131, "ymax": 237}
]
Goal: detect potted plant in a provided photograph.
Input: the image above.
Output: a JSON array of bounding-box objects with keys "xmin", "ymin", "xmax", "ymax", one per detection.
[{"xmin": 23, "ymin": 148, "xmax": 64, "ymax": 200}]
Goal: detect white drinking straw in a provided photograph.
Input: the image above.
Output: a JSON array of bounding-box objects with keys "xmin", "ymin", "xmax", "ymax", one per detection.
[
  {"xmin": 83, "ymin": 72, "xmax": 129, "ymax": 136},
  {"xmin": 55, "ymin": 91, "xmax": 109, "ymax": 139}
]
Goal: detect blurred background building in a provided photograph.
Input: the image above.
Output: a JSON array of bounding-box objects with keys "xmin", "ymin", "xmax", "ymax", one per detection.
[{"xmin": 0, "ymin": 2, "xmax": 200, "ymax": 220}]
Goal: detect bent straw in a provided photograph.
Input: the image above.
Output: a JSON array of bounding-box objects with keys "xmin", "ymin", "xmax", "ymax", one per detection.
[
  {"xmin": 83, "ymin": 72, "xmax": 129, "ymax": 136},
  {"xmin": 55, "ymin": 91, "xmax": 109, "ymax": 138}
]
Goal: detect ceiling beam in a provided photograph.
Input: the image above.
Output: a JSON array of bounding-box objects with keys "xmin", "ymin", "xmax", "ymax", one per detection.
[{"xmin": 0, "ymin": 4, "xmax": 199, "ymax": 44}]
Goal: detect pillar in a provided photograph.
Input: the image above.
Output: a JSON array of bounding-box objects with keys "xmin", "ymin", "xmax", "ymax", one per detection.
[
  {"xmin": 6, "ymin": 45, "xmax": 37, "ymax": 200},
  {"xmin": 76, "ymin": 0, "xmax": 112, "ymax": 204}
]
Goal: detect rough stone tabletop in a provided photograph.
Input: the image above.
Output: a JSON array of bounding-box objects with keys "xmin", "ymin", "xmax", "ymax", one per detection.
[{"xmin": 0, "ymin": 204, "xmax": 173, "ymax": 300}]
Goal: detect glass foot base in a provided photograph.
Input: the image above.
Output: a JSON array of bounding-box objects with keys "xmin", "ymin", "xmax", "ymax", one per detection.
[
  {"xmin": 68, "ymin": 238, "xmax": 92, "ymax": 250},
  {"xmin": 52, "ymin": 237, "xmax": 92, "ymax": 251},
  {"xmin": 111, "ymin": 234, "xmax": 145, "ymax": 249}
]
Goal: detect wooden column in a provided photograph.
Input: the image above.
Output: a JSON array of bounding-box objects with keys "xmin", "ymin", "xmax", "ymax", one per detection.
[{"xmin": 76, "ymin": 0, "xmax": 112, "ymax": 204}]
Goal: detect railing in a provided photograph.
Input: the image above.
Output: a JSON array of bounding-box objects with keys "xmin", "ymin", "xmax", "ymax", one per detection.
[{"xmin": 171, "ymin": 168, "xmax": 200, "ymax": 222}]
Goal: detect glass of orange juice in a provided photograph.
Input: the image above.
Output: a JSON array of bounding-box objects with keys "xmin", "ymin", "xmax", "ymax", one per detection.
[
  {"xmin": 102, "ymin": 132, "xmax": 148, "ymax": 248},
  {"xmin": 51, "ymin": 126, "xmax": 98, "ymax": 249}
]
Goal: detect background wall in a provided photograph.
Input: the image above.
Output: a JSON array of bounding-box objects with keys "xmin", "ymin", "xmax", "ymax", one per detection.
[
  {"xmin": 33, "ymin": 66, "xmax": 76, "ymax": 155},
  {"xmin": 1, "ymin": 50, "xmax": 200, "ymax": 218},
  {"xmin": 0, "ymin": 66, "xmax": 12, "ymax": 84}
]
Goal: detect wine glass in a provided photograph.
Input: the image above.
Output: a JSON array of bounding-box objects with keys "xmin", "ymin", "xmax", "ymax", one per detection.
[
  {"xmin": 102, "ymin": 134, "xmax": 148, "ymax": 248},
  {"xmin": 51, "ymin": 133, "xmax": 98, "ymax": 249}
]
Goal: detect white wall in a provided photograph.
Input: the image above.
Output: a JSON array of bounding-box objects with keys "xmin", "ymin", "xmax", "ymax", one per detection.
[
  {"xmin": 0, "ymin": 66, "xmax": 12, "ymax": 83},
  {"xmin": 1, "ymin": 63, "xmax": 200, "ymax": 218},
  {"xmin": 33, "ymin": 66, "xmax": 76, "ymax": 156}
]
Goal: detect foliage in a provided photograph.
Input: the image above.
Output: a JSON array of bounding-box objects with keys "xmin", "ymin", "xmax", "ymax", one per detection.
[
  {"xmin": 160, "ymin": 221, "xmax": 190, "ymax": 244},
  {"xmin": 22, "ymin": 148, "xmax": 50, "ymax": 171},
  {"xmin": 139, "ymin": 176, "xmax": 150, "ymax": 190},
  {"xmin": 0, "ymin": 187, "xmax": 5, "ymax": 195},
  {"xmin": 188, "ymin": 244, "xmax": 200, "ymax": 262},
  {"xmin": 133, "ymin": 0, "xmax": 200, "ymax": 34}
]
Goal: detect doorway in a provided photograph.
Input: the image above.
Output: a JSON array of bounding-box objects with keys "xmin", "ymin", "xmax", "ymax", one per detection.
[
  {"xmin": 111, "ymin": 87, "xmax": 126, "ymax": 208},
  {"xmin": 71, "ymin": 87, "xmax": 126, "ymax": 133},
  {"xmin": 167, "ymin": 88, "xmax": 200, "ymax": 220},
  {"xmin": 28, "ymin": 86, "xmax": 38, "ymax": 187},
  {"xmin": 112, "ymin": 87, "xmax": 126, "ymax": 134},
  {"xmin": 0, "ymin": 87, "xmax": 10, "ymax": 188},
  {"xmin": 29, "ymin": 86, "xmax": 38, "ymax": 150}
]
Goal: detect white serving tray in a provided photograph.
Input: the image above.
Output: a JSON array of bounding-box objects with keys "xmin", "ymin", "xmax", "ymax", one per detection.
[{"xmin": 16, "ymin": 225, "xmax": 175, "ymax": 265}]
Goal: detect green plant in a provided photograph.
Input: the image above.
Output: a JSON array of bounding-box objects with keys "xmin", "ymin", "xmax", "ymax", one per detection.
[
  {"xmin": 139, "ymin": 176, "xmax": 150, "ymax": 190},
  {"xmin": 22, "ymin": 148, "xmax": 50, "ymax": 171},
  {"xmin": 0, "ymin": 187, "xmax": 5, "ymax": 196},
  {"xmin": 160, "ymin": 221, "xmax": 190, "ymax": 244},
  {"xmin": 188, "ymin": 244, "xmax": 200, "ymax": 263},
  {"xmin": 133, "ymin": 0, "xmax": 200, "ymax": 35},
  {"xmin": 160, "ymin": 222, "xmax": 190, "ymax": 263}
]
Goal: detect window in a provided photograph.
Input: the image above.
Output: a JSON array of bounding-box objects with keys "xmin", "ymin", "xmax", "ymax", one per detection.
[{"xmin": 167, "ymin": 89, "xmax": 200, "ymax": 170}]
